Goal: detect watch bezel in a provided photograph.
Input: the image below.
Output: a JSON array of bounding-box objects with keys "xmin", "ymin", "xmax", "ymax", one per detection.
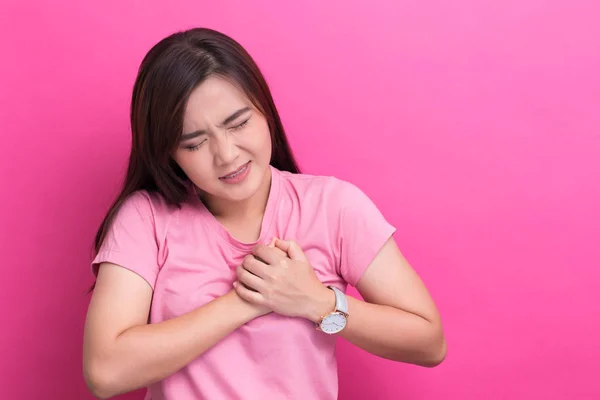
[{"xmin": 318, "ymin": 311, "xmax": 348, "ymax": 334}]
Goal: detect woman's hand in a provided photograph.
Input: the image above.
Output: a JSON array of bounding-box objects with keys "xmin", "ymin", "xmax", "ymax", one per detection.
[
  {"xmin": 234, "ymin": 239, "xmax": 335, "ymax": 322},
  {"xmin": 229, "ymin": 284, "xmax": 272, "ymax": 319}
]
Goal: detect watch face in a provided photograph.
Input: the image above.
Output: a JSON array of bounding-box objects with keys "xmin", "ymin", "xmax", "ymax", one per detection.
[{"xmin": 320, "ymin": 312, "xmax": 347, "ymax": 334}]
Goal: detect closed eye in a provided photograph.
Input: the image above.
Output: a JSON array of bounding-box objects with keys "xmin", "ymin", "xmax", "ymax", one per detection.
[
  {"xmin": 186, "ymin": 139, "xmax": 207, "ymax": 151},
  {"xmin": 182, "ymin": 116, "xmax": 250, "ymax": 151},
  {"xmin": 229, "ymin": 118, "xmax": 250, "ymax": 131}
]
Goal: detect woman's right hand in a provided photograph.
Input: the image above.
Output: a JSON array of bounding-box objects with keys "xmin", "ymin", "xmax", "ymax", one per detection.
[{"xmin": 232, "ymin": 282, "xmax": 272, "ymax": 318}]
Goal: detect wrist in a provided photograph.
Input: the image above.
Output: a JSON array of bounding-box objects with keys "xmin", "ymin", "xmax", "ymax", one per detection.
[
  {"xmin": 228, "ymin": 289, "xmax": 262, "ymax": 321},
  {"xmin": 305, "ymin": 285, "xmax": 336, "ymax": 324}
]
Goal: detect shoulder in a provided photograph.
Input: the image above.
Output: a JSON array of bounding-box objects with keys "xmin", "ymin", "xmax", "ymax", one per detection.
[
  {"xmin": 277, "ymin": 168, "xmax": 354, "ymax": 191},
  {"xmin": 116, "ymin": 190, "xmax": 171, "ymax": 219},
  {"xmin": 277, "ymin": 169, "xmax": 372, "ymax": 212},
  {"xmin": 110, "ymin": 190, "xmax": 179, "ymax": 239}
]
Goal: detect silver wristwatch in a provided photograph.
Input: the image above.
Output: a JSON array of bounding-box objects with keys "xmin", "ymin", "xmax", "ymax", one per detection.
[{"xmin": 317, "ymin": 286, "xmax": 349, "ymax": 334}]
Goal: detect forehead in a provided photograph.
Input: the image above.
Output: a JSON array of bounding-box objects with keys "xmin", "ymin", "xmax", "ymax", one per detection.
[{"xmin": 184, "ymin": 76, "xmax": 250, "ymax": 122}]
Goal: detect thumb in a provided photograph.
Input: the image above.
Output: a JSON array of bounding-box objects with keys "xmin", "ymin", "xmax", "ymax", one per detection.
[{"xmin": 274, "ymin": 239, "xmax": 307, "ymax": 262}]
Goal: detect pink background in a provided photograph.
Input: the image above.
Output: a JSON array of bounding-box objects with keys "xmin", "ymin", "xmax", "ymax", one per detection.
[{"xmin": 1, "ymin": 0, "xmax": 599, "ymax": 399}]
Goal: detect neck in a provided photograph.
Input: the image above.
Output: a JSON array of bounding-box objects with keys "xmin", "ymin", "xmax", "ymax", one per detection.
[{"xmin": 200, "ymin": 167, "xmax": 272, "ymax": 221}]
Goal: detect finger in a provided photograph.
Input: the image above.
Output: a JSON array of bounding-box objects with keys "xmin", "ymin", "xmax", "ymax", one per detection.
[
  {"xmin": 234, "ymin": 280, "xmax": 266, "ymax": 305},
  {"xmin": 274, "ymin": 239, "xmax": 307, "ymax": 262},
  {"xmin": 233, "ymin": 280, "xmax": 256, "ymax": 292},
  {"xmin": 252, "ymin": 244, "xmax": 287, "ymax": 265},
  {"xmin": 242, "ymin": 255, "xmax": 269, "ymax": 279},
  {"xmin": 236, "ymin": 265, "xmax": 266, "ymax": 293}
]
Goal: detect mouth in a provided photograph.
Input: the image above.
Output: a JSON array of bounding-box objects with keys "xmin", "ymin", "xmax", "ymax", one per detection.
[{"xmin": 219, "ymin": 162, "xmax": 250, "ymax": 180}]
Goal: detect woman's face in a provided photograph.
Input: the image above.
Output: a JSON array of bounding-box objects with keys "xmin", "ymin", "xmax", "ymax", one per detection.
[{"xmin": 173, "ymin": 76, "xmax": 272, "ymax": 204}]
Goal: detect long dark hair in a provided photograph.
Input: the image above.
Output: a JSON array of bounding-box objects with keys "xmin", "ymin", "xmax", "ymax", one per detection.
[{"xmin": 92, "ymin": 27, "xmax": 300, "ymax": 277}]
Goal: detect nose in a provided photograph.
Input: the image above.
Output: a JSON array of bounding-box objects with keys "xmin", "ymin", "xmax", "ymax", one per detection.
[{"xmin": 211, "ymin": 132, "xmax": 239, "ymax": 166}]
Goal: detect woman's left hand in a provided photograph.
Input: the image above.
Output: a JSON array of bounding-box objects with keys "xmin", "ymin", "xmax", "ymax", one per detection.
[{"xmin": 234, "ymin": 239, "xmax": 335, "ymax": 322}]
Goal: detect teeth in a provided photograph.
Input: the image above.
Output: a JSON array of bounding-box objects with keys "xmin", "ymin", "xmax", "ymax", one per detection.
[{"xmin": 225, "ymin": 164, "xmax": 246, "ymax": 178}]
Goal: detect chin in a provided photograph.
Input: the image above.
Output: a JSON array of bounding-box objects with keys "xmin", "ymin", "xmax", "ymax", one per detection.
[
  {"xmin": 222, "ymin": 174, "xmax": 263, "ymax": 201},
  {"xmin": 220, "ymin": 188, "xmax": 254, "ymax": 202}
]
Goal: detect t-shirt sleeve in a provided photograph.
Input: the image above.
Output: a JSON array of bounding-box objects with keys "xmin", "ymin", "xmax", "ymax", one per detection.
[
  {"xmin": 91, "ymin": 191, "xmax": 161, "ymax": 290},
  {"xmin": 336, "ymin": 181, "xmax": 397, "ymax": 287}
]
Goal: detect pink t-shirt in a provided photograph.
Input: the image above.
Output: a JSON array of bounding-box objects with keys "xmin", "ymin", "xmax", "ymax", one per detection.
[{"xmin": 92, "ymin": 166, "xmax": 396, "ymax": 400}]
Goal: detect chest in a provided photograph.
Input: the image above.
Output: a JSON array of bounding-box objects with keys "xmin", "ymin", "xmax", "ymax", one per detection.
[
  {"xmin": 152, "ymin": 226, "xmax": 345, "ymax": 321},
  {"xmin": 216, "ymin": 214, "xmax": 263, "ymax": 243}
]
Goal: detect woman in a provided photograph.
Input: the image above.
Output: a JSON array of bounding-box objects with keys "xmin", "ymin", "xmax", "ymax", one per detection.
[{"xmin": 83, "ymin": 27, "xmax": 446, "ymax": 400}]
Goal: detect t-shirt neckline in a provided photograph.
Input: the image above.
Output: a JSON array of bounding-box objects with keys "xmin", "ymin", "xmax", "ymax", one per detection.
[{"xmin": 191, "ymin": 165, "xmax": 282, "ymax": 251}]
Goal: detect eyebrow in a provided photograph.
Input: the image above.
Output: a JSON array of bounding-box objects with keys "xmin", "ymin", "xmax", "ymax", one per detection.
[{"xmin": 180, "ymin": 107, "xmax": 251, "ymax": 141}]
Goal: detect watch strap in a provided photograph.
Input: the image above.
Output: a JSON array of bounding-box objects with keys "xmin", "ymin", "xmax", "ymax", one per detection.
[{"xmin": 328, "ymin": 286, "xmax": 348, "ymax": 315}]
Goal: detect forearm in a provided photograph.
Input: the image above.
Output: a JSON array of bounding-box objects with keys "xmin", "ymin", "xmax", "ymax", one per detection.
[
  {"xmin": 339, "ymin": 296, "xmax": 446, "ymax": 366},
  {"xmin": 86, "ymin": 291, "xmax": 258, "ymax": 398},
  {"xmin": 307, "ymin": 289, "xmax": 446, "ymax": 367}
]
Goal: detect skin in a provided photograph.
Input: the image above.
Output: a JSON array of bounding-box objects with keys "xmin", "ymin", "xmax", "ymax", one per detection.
[{"xmin": 83, "ymin": 76, "xmax": 446, "ymax": 399}]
